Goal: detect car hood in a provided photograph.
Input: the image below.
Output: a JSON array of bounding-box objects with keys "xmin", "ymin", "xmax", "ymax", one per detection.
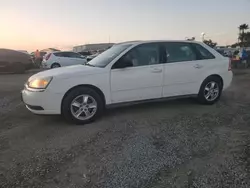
[{"xmin": 29, "ymin": 65, "xmax": 103, "ymax": 81}]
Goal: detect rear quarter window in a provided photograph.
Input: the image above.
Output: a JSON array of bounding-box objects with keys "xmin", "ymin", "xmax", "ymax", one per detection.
[{"xmin": 192, "ymin": 43, "xmax": 215, "ymax": 60}]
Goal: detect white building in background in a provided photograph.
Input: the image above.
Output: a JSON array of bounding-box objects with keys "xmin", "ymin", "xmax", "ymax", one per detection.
[{"xmin": 73, "ymin": 43, "xmax": 114, "ymax": 52}]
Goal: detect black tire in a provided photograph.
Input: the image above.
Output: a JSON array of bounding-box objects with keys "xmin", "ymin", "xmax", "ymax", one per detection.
[
  {"xmin": 61, "ymin": 87, "xmax": 104, "ymax": 124},
  {"xmin": 51, "ymin": 63, "xmax": 61, "ymax": 68},
  {"xmin": 198, "ymin": 76, "xmax": 223, "ymax": 105}
]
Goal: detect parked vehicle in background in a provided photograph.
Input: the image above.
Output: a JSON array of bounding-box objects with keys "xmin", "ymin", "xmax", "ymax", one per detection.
[
  {"xmin": 247, "ymin": 50, "xmax": 250, "ymax": 67},
  {"xmin": 18, "ymin": 50, "xmax": 29, "ymax": 54},
  {"xmin": 41, "ymin": 51, "xmax": 87, "ymax": 68},
  {"xmin": 40, "ymin": 52, "xmax": 47, "ymax": 58},
  {"xmin": 30, "ymin": 51, "xmax": 47, "ymax": 66},
  {"xmin": 216, "ymin": 49, "xmax": 226, "ymax": 56},
  {"xmin": 78, "ymin": 51, "xmax": 92, "ymax": 58},
  {"xmin": 22, "ymin": 40, "xmax": 233, "ymax": 124},
  {"xmin": 0, "ymin": 49, "xmax": 33, "ymax": 73},
  {"xmin": 30, "ymin": 51, "xmax": 47, "ymax": 59},
  {"xmin": 86, "ymin": 53, "xmax": 100, "ymax": 62}
]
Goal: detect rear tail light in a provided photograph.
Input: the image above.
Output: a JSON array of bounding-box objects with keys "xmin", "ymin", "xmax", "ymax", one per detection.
[
  {"xmin": 45, "ymin": 53, "xmax": 51, "ymax": 61},
  {"xmin": 228, "ymin": 58, "xmax": 232, "ymax": 71}
]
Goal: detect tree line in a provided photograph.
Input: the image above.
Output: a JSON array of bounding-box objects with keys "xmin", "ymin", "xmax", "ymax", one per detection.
[
  {"xmin": 187, "ymin": 24, "xmax": 250, "ymax": 48},
  {"xmin": 235, "ymin": 24, "xmax": 250, "ymax": 47}
]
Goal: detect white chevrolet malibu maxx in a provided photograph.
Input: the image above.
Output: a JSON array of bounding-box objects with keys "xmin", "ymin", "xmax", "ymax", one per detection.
[{"xmin": 22, "ymin": 40, "xmax": 233, "ymax": 124}]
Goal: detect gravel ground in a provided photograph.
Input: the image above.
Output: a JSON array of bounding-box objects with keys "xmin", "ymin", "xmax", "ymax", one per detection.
[{"xmin": 0, "ymin": 70, "xmax": 250, "ymax": 188}]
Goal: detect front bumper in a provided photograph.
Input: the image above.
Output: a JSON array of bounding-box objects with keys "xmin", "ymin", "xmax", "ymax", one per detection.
[{"xmin": 21, "ymin": 89, "xmax": 63, "ymax": 115}]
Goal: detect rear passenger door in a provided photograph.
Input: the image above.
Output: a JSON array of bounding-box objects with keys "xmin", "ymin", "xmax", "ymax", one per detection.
[{"xmin": 162, "ymin": 42, "xmax": 215, "ymax": 97}]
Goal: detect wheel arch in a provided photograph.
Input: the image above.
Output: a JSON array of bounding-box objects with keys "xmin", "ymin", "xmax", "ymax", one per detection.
[
  {"xmin": 61, "ymin": 84, "xmax": 106, "ymax": 112},
  {"xmin": 51, "ymin": 62, "xmax": 61, "ymax": 68},
  {"xmin": 201, "ymin": 74, "xmax": 224, "ymax": 89}
]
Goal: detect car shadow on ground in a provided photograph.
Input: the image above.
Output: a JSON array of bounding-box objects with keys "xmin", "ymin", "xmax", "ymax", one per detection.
[
  {"xmin": 104, "ymin": 97, "xmax": 199, "ymax": 117},
  {"xmin": 39, "ymin": 98, "xmax": 197, "ymax": 126}
]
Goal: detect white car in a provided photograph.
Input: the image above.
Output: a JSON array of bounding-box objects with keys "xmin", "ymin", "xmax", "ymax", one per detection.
[
  {"xmin": 41, "ymin": 51, "xmax": 87, "ymax": 69},
  {"xmin": 21, "ymin": 40, "xmax": 233, "ymax": 124}
]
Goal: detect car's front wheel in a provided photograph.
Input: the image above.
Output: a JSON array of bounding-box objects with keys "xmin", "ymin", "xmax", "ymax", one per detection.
[
  {"xmin": 198, "ymin": 76, "xmax": 223, "ymax": 105},
  {"xmin": 61, "ymin": 87, "xmax": 104, "ymax": 124}
]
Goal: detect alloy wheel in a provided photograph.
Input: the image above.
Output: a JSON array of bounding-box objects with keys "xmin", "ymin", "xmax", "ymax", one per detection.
[
  {"xmin": 204, "ymin": 81, "xmax": 220, "ymax": 102},
  {"xmin": 70, "ymin": 94, "xmax": 97, "ymax": 120}
]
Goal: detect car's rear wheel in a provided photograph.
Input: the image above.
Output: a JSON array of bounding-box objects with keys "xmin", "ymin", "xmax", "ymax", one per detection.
[
  {"xmin": 198, "ymin": 76, "xmax": 223, "ymax": 104},
  {"xmin": 61, "ymin": 87, "xmax": 104, "ymax": 124},
  {"xmin": 51, "ymin": 63, "xmax": 61, "ymax": 68}
]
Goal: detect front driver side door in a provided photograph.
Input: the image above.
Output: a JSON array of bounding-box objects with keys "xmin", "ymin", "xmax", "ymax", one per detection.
[{"xmin": 110, "ymin": 43, "xmax": 164, "ymax": 103}]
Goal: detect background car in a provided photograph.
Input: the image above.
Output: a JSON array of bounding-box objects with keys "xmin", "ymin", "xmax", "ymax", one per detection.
[
  {"xmin": 41, "ymin": 51, "xmax": 87, "ymax": 68},
  {"xmin": 78, "ymin": 51, "xmax": 92, "ymax": 58},
  {"xmin": 18, "ymin": 50, "xmax": 29, "ymax": 54},
  {"xmin": 86, "ymin": 53, "xmax": 100, "ymax": 62},
  {"xmin": 30, "ymin": 51, "xmax": 47, "ymax": 64},
  {"xmin": 0, "ymin": 48, "xmax": 34, "ymax": 73}
]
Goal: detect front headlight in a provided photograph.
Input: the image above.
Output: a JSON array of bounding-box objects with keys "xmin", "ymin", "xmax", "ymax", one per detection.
[{"xmin": 28, "ymin": 77, "xmax": 53, "ymax": 89}]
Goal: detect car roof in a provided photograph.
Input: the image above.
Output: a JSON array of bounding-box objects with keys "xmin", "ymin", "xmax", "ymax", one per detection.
[
  {"xmin": 53, "ymin": 51, "xmax": 77, "ymax": 54},
  {"xmin": 0, "ymin": 48, "xmax": 30, "ymax": 55},
  {"xmin": 116, "ymin": 40, "xmax": 204, "ymax": 46}
]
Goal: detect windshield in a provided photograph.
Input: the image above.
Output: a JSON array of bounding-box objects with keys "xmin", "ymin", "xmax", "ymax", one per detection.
[{"xmin": 87, "ymin": 44, "xmax": 132, "ymax": 67}]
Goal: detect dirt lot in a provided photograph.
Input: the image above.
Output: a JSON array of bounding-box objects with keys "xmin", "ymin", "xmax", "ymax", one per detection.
[{"xmin": 0, "ymin": 70, "xmax": 250, "ymax": 188}]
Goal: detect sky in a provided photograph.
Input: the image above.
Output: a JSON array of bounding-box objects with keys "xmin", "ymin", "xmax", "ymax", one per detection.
[{"xmin": 0, "ymin": 0, "xmax": 250, "ymax": 51}]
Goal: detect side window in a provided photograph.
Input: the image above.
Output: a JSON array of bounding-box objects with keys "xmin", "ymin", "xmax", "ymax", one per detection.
[
  {"xmin": 55, "ymin": 52, "xmax": 81, "ymax": 58},
  {"xmin": 63, "ymin": 52, "xmax": 72, "ymax": 57},
  {"xmin": 54, "ymin": 52, "xmax": 65, "ymax": 57},
  {"xmin": 68, "ymin": 52, "xmax": 82, "ymax": 58},
  {"xmin": 63, "ymin": 52, "xmax": 75, "ymax": 58},
  {"xmin": 192, "ymin": 43, "xmax": 215, "ymax": 59},
  {"xmin": 112, "ymin": 43, "xmax": 160, "ymax": 69},
  {"xmin": 164, "ymin": 42, "xmax": 197, "ymax": 63}
]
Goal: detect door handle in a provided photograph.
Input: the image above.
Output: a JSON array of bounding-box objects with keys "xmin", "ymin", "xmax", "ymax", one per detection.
[
  {"xmin": 194, "ymin": 64, "xmax": 203, "ymax": 69},
  {"xmin": 151, "ymin": 68, "xmax": 163, "ymax": 73}
]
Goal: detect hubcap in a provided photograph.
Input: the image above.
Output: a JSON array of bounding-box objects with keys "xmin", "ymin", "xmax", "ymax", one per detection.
[
  {"xmin": 204, "ymin": 81, "xmax": 220, "ymax": 101},
  {"xmin": 70, "ymin": 94, "xmax": 97, "ymax": 120}
]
